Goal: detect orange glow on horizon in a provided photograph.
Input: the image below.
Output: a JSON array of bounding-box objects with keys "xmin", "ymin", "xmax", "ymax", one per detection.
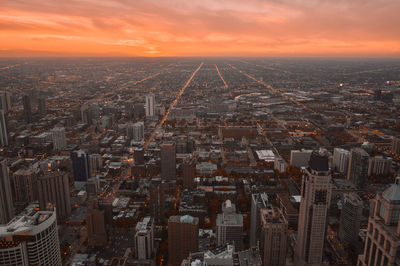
[{"xmin": 0, "ymin": 0, "xmax": 399, "ymax": 57}]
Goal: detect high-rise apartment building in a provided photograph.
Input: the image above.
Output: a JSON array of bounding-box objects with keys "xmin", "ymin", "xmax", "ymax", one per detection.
[
  {"xmin": 260, "ymin": 207, "xmax": 288, "ymax": 266},
  {"xmin": 0, "ymin": 110, "xmax": 8, "ymax": 147},
  {"xmin": 12, "ymin": 168, "xmax": 38, "ymax": 205},
  {"xmin": 339, "ymin": 192, "xmax": 363, "ymax": 245},
  {"xmin": 145, "ymin": 94, "xmax": 155, "ymax": 117},
  {"xmin": 132, "ymin": 122, "xmax": 144, "ymax": 142},
  {"xmin": 182, "ymin": 156, "xmax": 195, "ymax": 189},
  {"xmin": 216, "ymin": 200, "xmax": 244, "ymax": 251},
  {"xmin": 51, "ymin": 127, "xmax": 67, "ymax": 150},
  {"xmin": 161, "ymin": 142, "xmax": 176, "ymax": 179},
  {"xmin": 347, "ymin": 148, "xmax": 369, "ymax": 187},
  {"xmin": 333, "ymin": 148, "xmax": 350, "ymax": 173},
  {"xmin": 0, "ymin": 91, "xmax": 11, "ymax": 112},
  {"xmin": 168, "ymin": 215, "xmax": 198, "ymax": 266},
  {"xmin": 250, "ymin": 192, "xmax": 269, "ymax": 248},
  {"xmin": 135, "ymin": 216, "xmax": 154, "ymax": 260},
  {"xmin": 86, "ymin": 199, "xmax": 107, "ymax": 247},
  {"xmin": 88, "ymin": 153, "xmax": 102, "ymax": 175},
  {"xmin": 0, "ymin": 158, "xmax": 13, "ymax": 224},
  {"xmin": 358, "ymin": 177, "xmax": 400, "ymax": 265},
  {"xmin": 22, "ymin": 94, "xmax": 32, "ymax": 123},
  {"xmin": 37, "ymin": 171, "xmax": 71, "ymax": 221},
  {"xmin": 0, "ymin": 204, "xmax": 62, "ymax": 265},
  {"xmin": 391, "ymin": 137, "xmax": 400, "ymax": 155},
  {"xmin": 368, "ymin": 156, "xmax": 392, "ymax": 177},
  {"xmin": 150, "ymin": 178, "xmax": 165, "ymax": 224},
  {"xmin": 72, "ymin": 150, "xmax": 91, "ymax": 182},
  {"xmin": 38, "ymin": 97, "xmax": 46, "ymax": 115},
  {"xmin": 295, "ymin": 151, "xmax": 332, "ymax": 266}
]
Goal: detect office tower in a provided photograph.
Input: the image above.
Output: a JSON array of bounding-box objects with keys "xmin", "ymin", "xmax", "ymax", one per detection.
[
  {"xmin": 127, "ymin": 122, "xmax": 144, "ymax": 142},
  {"xmin": 290, "ymin": 149, "xmax": 313, "ymax": 168},
  {"xmin": 368, "ymin": 156, "xmax": 392, "ymax": 177},
  {"xmin": 0, "ymin": 205, "xmax": 62, "ymax": 266},
  {"xmin": 250, "ymin": 192, "xmax": 269, "ymax": 247},
  {"xmin": 347, "ymin": 148, "xmax": 369, "ymax": 187},
  {"xmin": 12, "ymin": 168, "xmax": 38, "ymax": 205},
  {"xmin": 168, "ymin": 215, "xmax": 198, "ymax": 266},
  {"xmin": 182, "ymin": 157, "xmax": 195, "ymax": 189},
  {"xmin": 0, "ymin": 91, "xmax": 11, "ymax": 112},
  {"xmin": 149, "ymin": 178, "xmax": 165, "ymax": 224},
  {"xmin": 80, "ymin": 104, "xmax": 90, "ymax": 124},
  {"xmin": 86, "ymin": 199, "xmax": 107, "ymax": 247},
  {"xmin": 161, "ymin": 142, "xmax": 176, "ymax": 179},
  {"xmin": 135, "ymin": 216, "xmax": 154, "ymax": 260},
  {"xmin": 72, "ymin": 150, "xmax": 91, "ymax": 182},
  {"xmin": 89, "ymin": 153, "xmax": 102, "ymax": 175},
  {"xmin": 339, "ymin": 192, "xmax": 363, "ymax": 245},
  {"xmin": 134, "ymin": 103, "xmax": 145, "ymax": 119},
  {"xmin": 134, "ymin": 148, "xmax": 145, "ymax": 165},
  {"xmin": 391, "ymin": 137, "xmax": 400, "ymax": 155},
  {"xmin": 51, "ymin": 127, "xmax": 67, "ymax": 150},
  {"xmin": 125, "ymin": 101, "xmax": 134, "ymax": 119},
  {"xmin": 37, "ymin": 171, "xmax": 71, "ymax": 221},
  {"xmin": 216, "ymin": 200, "xmax": 244, "ymax": 251},
  {"xmin": 145, "ymin": 94, "xmax": 155, "ymax": 117},
  {"xmin": 22, "ymin": 94, "xmax": 32, "ymax": 123},
  {"xmin": 0, "ymin": 110, "xmax": 8, "ymax": 147},
  {"xmin": 260, "ymin": 207, "xmax": 288, "ymax": 266},
  {"xmin": 0, "ymin": 158, "xmax": 13, "ymax": 224},
  {"xmin": 358, "ymin": 177, "xmax": 400, "ymax": 265},
  {"xmin": 86, "ymin": 177, "xmax": 100, "ymax": 195},
  {"xmin": 333, "ymin": 148, "xmax": 350, "ymax": 173},
  {"xmin": 274, "ymin": 156, "xmax": 287, "ymax": 173},
  {"xmin": 295, "ymin": 151, "xmax": 332, "ymax": 266},
  {"xmin": 38, "ymin": 97, "xmax": 46, "ymax": 114}
]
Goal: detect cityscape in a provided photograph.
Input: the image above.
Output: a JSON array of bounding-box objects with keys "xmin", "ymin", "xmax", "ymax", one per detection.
[{"xmin": 1, "ymin": 0, "xmax": 400, "ymax": 266}]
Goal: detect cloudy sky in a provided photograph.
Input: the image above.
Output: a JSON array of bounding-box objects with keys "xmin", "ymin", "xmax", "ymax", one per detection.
[{"xmin": 1, "ymin": 0, "xmax": 399, "ymax": 57}]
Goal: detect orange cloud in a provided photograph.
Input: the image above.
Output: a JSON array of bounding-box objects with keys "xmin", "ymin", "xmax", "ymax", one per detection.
[{"xmin": 0, "ymin": 0, "xmax": 399, "ymax": 57}]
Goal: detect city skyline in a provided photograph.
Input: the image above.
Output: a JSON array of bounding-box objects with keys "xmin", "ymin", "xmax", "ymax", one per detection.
[{"xmin": 1, "ymin": 0, "xmax": 400, "ymax": 57}]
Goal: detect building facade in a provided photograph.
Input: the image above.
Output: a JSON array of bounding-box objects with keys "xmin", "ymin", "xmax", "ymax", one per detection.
[
  {"xmin": 216, "ymin": 200, "xmax": 244, "ymax": 251},
  {"xmin": 161, "ymin": 142, "xmax": 176, "ymax": 179},
  {"xmin": 347, "ymin": 148, "xmax": 369, "ymax": 187},
  {"xmin": 135, "ymin": 216, "xmax": 154, "ymax": 260},
  {"xmin": 250, "ymin": 192, "xmax": 269, "ymax": 248},
  {"xmin": 339, "ymin": 192, "xmax": 363, "ymax": 245}
]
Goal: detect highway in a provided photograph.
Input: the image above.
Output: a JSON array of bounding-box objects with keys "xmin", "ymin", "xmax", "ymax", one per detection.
[{"xmin": 144, "ymin": 62, "xmax": 204, "ymax": 150}]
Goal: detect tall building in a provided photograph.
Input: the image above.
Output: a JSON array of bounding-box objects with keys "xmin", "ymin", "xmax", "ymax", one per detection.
[
  {"xmin": 134, "ymin": 103, "xmax": 145, "ymax": 119},
  {"xmin": 182, "ymin": 157, "xmax": 195, "ymax": 189},
  {"xmin": 145, "ymin": 94, "xmax": 155, "ymax": 117},
  {"xmin": 368, "ymin": 156, "xmax": 392, "ymax": 177},
  {"xmin": 134, "ymin": 148, "xmax": 145, "ymax": 165},
  {"xmin": 22, "ymin": 94, "xmax": 32, "ymax": 123},
  {"xmin": 86, "ymin": 199, "xmax": 107, "ymax": 247},
  {"xmin": 0, "ymin": 110, "xmax": 8, "ymax": 147},
  {"xmin": 333, "ymin": 148, "xmax": 349, "ymax": 173},
  {"xmin": 0, "ymin": 204, "xmax": 62, "ymax": 266},
  {"xmin": 51, "ymin": 127, "xmax": 67, "ymax": 150},
  {"xmin": 168, "ymin": 215, "xmax": 198, "ymax": 266},
  {"xmin": 37, "ymin": 171, "xmax": 71, "ymax": 221},
  {"xmin": 135, "ymin": 216, "xmax": 154, "ymax": 260},
  {"xmin": 0, "ymin": 158, "xmax": 13, "ymax": 224},
  {"xmin": 88, "ymin": 153, "xmax": 102, "ymax": 175},
  {"xmin": 72, "ymin": 150, "xmax": 91, "ymax": 182},
  {"xmin": 260, "ymin": 207, "xmax": 288, "ymax": 266},
  {"xmin": 161, "ymin": 142, "xmax": 176, "ymax": 179},
  {"xmin": 391, "ymin": 137, "xmax": 400, "ymax": 155},
  {"xmin": 149, "ymin": 178, "xmax": 165, "ymax": 224},
  {"xmin": 216, "ymin": 200, "xmax": 244, "ymax": 251},
  {"xmin": 295, "ymin": 151, "xmax": 332, "ymax": 266},
  {"xmin": 250, "ymin": 192, "xmax": 269, "ymax": 248},
  {"xmin": 347, "ymin": 148, "xmax": 369, "ymax": 187},
  {"xmin": 290, "ymin": 149, "xmax": 313, "ymax": 168},
  {"xmin": 339, "ymin": 192, "xmax": 363, "ymax": 245},
  {"xmin": 127, "ymin": 121, "xmax": 145, "ymax": 142},
  {"xmin": 0, "ymin": 91, "xmax": 11, "ymax": 112},
  {"xmin": 358, "ymin": 177, "xmax": 400, "ymax": 265},
  {"xmin": 12, "ymin": 168, "xmax": 38, "ymax": 205},
  {"xmin": 38, "ymin": 97, "xmax": 46, "ymax": 115}
]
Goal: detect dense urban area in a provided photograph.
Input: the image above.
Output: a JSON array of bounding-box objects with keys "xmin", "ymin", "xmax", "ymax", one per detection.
[{"xmin": 0, "ymin": 58, "xmax": 400, "ymax": 266}]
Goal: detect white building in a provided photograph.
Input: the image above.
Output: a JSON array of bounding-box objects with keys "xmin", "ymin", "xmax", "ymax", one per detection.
[
  {"xmin": 51, "ymin": 127, "xmax": 67, "ymax": 150},
  {"xmin": 135, "ymin": 216, "xmax": 154, "ymax": 260},
  {"xmin": 145, "ymin": 94, "xmax": 155, "ymax": 117},
  {"xmin": 274, "ymin": 156, "xmax": 287, "ymax": 173},
  {"xmin": 333, "ymin": 148, "xmax": 349, "ymax": 173},
  {"xmin": 290, "ymin": 149, "xmax": 313, "ymax": 168},
  {"xmin": 216, "ymin": 200, "xmax": 243, "ymax": 251},
  {"xmin": 0, "ymin": 204, "xmax": 62, "ymax": 266}
]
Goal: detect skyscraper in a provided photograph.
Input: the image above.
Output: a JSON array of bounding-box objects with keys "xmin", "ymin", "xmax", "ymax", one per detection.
[
  {"xmin": 0, "ymin": 91, "xmax": 11, "ymax": 112},
  {"xmin": 149, "ymin": 178, "xmax": 165, "ymax": 224},
  {"xmin": 295, "ymin": 151, "xmax": 332, "ymax": 266},
  {"xmin": 135, "ymin": 216, "xmax": 154, "ymax": 260},
  {"xmin": 168, "ymin": 215, "xmax": 198, "ymax": 266},
  {"xmin": 51, "ymin": 127, "xmax": 67, "ymax": 150},
  {"xmin": 0, "ymin": 158, "xmax": 13, "ymax": 224},
  {"xmin": 391, "ymin": 137, "xmax": 400, "ymax": 155},
  {"xmin": 182, "ymin": 156, "xmax": 195, "ymax": 189},
  {"xmin": 86, "ymin": 199, "xmax": 107, "ymax": 247},
  {"xmin": 22, "ymin": 94, "xmax": 32, "ymax": 123},
  {"xmin": 216, "ymin": 199, "xmax": 244, "ymax": 251},
  {"xmin": 127, "ymin": 121, "xmax": 145, "ymax": 142},
  {"xmin": 0, "ymin": 110, "xmax": 8, "ymax": 147},
  {"xmin": 333, "ymin": 148, "xmax": 349, "ymax": 173},
  {"xmin": 367, "ymin": 156, "xmax": 392, "ymax": 177},
  {"xmin": 260, "ymin": 207, "xmax": 288, "ymax": 266},
  {"xmin": 347, "ymin": 148, "xmax": 369, "ymax": 187},
  {"xmin": 358, "ymin": 177, "xmax": 400, "ymax": 265},
  {"xmin": 0, "ymin": 204, "xmax": 62, "ymax": 265},
  {"xmin": 12, "ymin": 168, "xmax": 38, "ymax": 205},
  {"xmin": 145, "ymin": 94, "xmax": 155, "ymax": 117},
  {"xmin": 88, "ymin": 153, "xmax": 102, "ymax": 175},
  {"xmin": 250, "ymin": 192, "xmax": 269, "ymax": 248},
  {"xmin": 38, "ymin": 97, "xmax": 46, "ymax": 115},
  {"xmin": 37, "ymin": 171, "xmax": 71, "ymax": 221},
  {"xmin": 161, "ymin": 142, "xmax": 176, "ymax": 179},
  {"xmin": 339, "ymin": 192, "xmax": 363, "ymax": 245},
  {"xmin": 72, "ymin": 150, "xmax": 91, "ymax": 182}
]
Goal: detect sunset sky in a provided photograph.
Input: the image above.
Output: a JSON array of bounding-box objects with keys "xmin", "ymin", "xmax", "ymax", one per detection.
[{"xmin": 1, "ymin": 0, "xmax": 400, "ymax": 57}]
